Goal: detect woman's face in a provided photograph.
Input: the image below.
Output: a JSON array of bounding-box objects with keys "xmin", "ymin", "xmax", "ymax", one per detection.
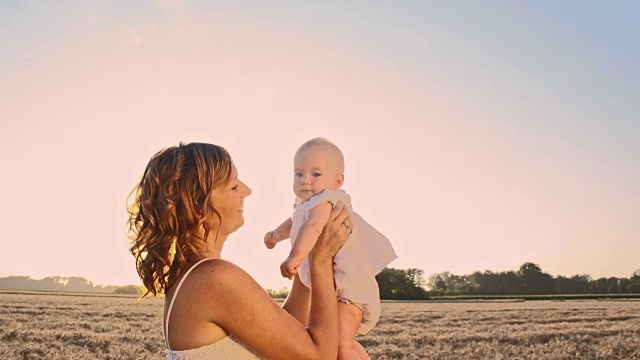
[{"xmin": 210, "ymin": 164, "xmax": 252, "ymax": 236}]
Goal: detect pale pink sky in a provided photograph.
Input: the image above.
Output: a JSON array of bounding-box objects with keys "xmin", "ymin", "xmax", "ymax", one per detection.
[{"xmin": 1, "ymin": 2, "xmax": 638, "ymax": 289}]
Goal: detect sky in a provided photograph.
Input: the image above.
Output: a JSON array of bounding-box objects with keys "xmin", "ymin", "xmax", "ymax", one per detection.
[{"xmin": 1, "ymin": 1, "xmax": 638, "ymax": 290}]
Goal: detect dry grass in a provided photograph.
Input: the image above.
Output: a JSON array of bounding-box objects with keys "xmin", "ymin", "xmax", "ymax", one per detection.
[
  {"xmin": 363, "ymin": 300, "xmax": 640, "ymax": 359},
  {"xmin": 1, "ymin": 291, "xmax": 639, "ymax": 359},
  {"xmin": 0, "ymin": 291, "xmax": 164, "ymax": 359}
]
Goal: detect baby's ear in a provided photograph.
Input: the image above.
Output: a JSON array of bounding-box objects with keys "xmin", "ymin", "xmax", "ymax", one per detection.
[{"xmin": 335, "ymin": 173, "xmax": 344, "ymax": 187}]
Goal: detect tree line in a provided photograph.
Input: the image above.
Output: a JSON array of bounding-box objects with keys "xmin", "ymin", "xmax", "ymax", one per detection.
[
  {"xmin": 402, "ymin": 262, "xmax": 640, "ymax": 298},
  {"xmin": 0, "ymin": 276, "xmax": 151, "ymax": 295},
  {"xmin": 270, "ymin": 263, "xmax": 640, "ymax": 301},
  {"xmin": 4, "ymin": 262, "xmax": 639, "ymax": 300},
  {"xmin": 0, "ymin": 276, "xmax": 121, "ymax": 293}
]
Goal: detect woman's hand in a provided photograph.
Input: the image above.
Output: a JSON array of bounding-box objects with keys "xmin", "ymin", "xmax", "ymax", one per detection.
[{"xmin": 311, "ymin": 201, "xmax": 352, "ymax": 261}]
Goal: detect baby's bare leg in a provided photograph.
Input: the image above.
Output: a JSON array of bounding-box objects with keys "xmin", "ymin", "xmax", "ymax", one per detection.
[
  {"xmin": 338, "ymin": 302, "xmax": 366, "ymax": 360},
  {"xmin": 352, "ymin": 340, "xmax": 370, "ymax": 360}
]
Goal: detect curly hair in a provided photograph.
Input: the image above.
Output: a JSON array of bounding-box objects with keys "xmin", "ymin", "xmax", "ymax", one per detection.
[{"xmin": 127, "ymin": 142, "xmax": 233, "ymax": 297}]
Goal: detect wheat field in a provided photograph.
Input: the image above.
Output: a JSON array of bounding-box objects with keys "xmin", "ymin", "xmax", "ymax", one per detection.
[{"xmin": 1, "ymin": 291, "xmax": 639, "ymax": 359}]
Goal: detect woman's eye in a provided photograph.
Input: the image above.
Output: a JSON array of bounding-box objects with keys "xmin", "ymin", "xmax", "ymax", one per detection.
[{"xmin": 232, "ymin": 185, "xmax": 238, "ymax": 190}]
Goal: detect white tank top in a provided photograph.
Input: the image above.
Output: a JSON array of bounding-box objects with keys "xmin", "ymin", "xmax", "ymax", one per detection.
[{"xmin": 164, "ymin": 258, "xmax": 261, "ymax": 359}]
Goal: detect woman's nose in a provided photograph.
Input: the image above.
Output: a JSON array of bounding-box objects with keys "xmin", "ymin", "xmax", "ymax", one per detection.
[{"xmin": 242, "ymin": 182, "xmax": 252, "ymax": 197}]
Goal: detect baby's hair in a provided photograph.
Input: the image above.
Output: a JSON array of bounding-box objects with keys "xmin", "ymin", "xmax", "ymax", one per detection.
[{"xmin": 297, "ymin": 137, "xmax": 345, "ymax": 173}]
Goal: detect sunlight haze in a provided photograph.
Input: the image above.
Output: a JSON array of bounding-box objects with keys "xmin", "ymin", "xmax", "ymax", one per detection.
[{"xmin": 1, "ymin": 1, "xmax": 638, "ymax": 290}]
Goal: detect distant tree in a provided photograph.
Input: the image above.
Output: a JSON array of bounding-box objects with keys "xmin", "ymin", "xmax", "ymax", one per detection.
[
  {"xmin": 38, "ymin": 276, "xmax": 67, "ymax": 291},
  {"xmin": 427, "ymin": 272, "xmax": 450, "ymax": 295},
  {"xmin": 518, "ymin": 262, "xmax": 555, "ymax": 295},
  {"xmin": 0, "ymin": 276, "xmax": 37, "ymax": 291},
  {"xmin": 554, "ymin": 274, "xmax": 591, "ymax": 294},
  {"xmin": 469, "ymin": 271, "xmax": 497, "ymax": 295},
  {"xmin": 590, "ymin": 277, "xmax": 623, "ymax": 294},
  {"xmin": 573, "ymin": 274, "xmax": 592, "ymax": 293},
  {"xmin": 591, "ymin": 277, "xmax": 609, "ymax": 294},
  {"xmin": 430, "ymin": 273, "xmax": 475, "ymax": 296},
  {"xmin": 626, "ymin": 271, "xmax": 640, "ymax": 293},
  {"xmin": 377, "ymin": 267, "xmax": 428, "ymax": 300},
  {"xmin": 554, "ymin": 276, "xmax": 572, "ymax": 294},
  {"xmin": 493, "ymin": 271, "xmax": 523, "ymax": 295},
  {"xmin": 406, "ymin": 268, "xmax": 427, "ymax": 289},
  {"xmin": 377, "ymin": 267, "xmax": 406, "ymax": 299},
  {"xmin": 607, "ymin": 277, "xmax": 622, "ymax": 293},
  {"xmin": 265, "ymin": 287, "xmax": 290, "ymax": 299},
  {"xmin": 618, "ymin": 278, "xmax": 630, "ymax": 293},
  {"xmin": 447, "ymin": 274, "xmax": 475, "ymax": 295},
  {"xmin": 114, "ymin": 285, "xmax": 144, "ymax": 295},
  {"xmin": 65, "ymin": 277, "xmax": 96, "ymax": 292}
]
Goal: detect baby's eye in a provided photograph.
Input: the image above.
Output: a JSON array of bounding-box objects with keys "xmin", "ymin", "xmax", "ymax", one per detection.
[
  {"xmin": 312, "ymin": 172, "xmax": 322, "ymax": 177},
  {"xmin": 295, "ymin": 173, "xmax": 303, "ymax": 177}
]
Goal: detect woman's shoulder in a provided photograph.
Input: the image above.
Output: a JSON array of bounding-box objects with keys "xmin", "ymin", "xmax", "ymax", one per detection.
[
  {"xmin": 187, "ymin": 259, "xmax": 253, "ymax": 289},
  {"xmin": 176, "ymin": 259, "xmax": 269, "ymax": 315},
  {"xmin": 171, "ymin": 259, "xmax": 258, "ymax": 305}
]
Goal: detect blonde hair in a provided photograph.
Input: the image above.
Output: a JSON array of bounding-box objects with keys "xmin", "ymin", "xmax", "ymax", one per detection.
[
  {"xmin": 297, "ymin": 137, "xmax": 345, "ymax": 173},
  {"xmin": 127, "ymin": 142, "xmax": 233, "ymax": 297}
]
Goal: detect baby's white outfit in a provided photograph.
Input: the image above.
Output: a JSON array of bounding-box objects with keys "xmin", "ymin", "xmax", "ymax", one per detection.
[{"xmin": 291, "ymin": 189, "xmax": 397, "ymax": 334}]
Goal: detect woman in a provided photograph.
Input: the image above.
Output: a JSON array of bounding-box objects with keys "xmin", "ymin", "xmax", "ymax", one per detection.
[{"xmin": 128, "ymin": 142, "xmax": 354, "ymax": 359}]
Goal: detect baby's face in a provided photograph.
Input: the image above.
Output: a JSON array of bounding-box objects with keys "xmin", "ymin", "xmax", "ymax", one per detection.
[{"xmin": 293, "ymin": 146, "xmax": 343, "ymax": 202}]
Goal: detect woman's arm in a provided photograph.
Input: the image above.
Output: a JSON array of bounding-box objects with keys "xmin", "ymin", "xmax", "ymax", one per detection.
[
  {"xmin": 282, "ymin": 274, "xmax": 310, "ymax": 325},
  {"xmin": 201, "ymin": 202, "xmax": 351, "ymax": 359}
]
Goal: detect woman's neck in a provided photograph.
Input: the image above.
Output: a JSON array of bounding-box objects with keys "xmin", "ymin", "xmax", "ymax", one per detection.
[{"xmin": 203, "ymin": 234, "xmax": 227, "ymax": 259}]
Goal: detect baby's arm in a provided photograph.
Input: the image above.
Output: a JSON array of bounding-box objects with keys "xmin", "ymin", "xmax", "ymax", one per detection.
[
  {"xmin": 280, "ymin": 203, "xmax": 332, "ymax": 279},
  {"xmin": 264, "ymin": 218, "xmax": 292, "ymax": 249}
]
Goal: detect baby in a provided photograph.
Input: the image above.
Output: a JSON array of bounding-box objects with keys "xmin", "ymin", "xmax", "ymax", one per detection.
[{"xmin": 264, "ymin": 137, "xmax": 397, "ymax": 360}]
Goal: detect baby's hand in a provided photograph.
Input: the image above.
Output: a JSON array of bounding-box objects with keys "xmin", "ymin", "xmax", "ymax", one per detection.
[
  {"xmin": 280, "ymin": 256, "xmax": 301, "ymax": 280},
  {"xmin": 264, "ymin": 231, "xmax": 280, "ymax": 249}
]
